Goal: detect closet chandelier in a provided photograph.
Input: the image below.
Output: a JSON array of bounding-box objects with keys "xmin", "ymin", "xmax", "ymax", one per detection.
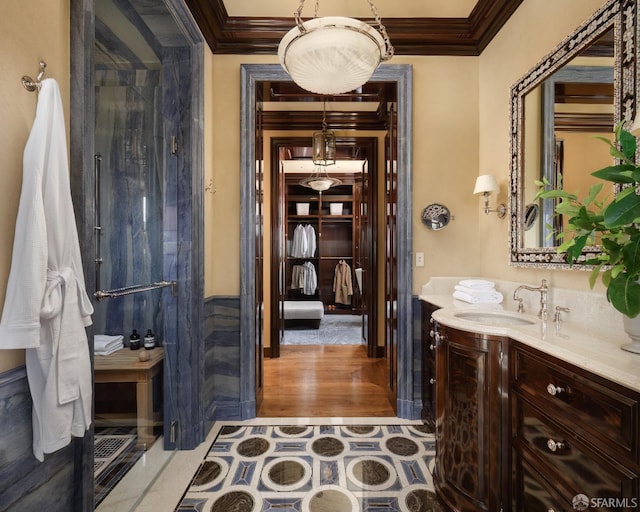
[
  {"xmin": 278, "ymin": 0, "xmax": 394, "ymax": 95},
  {"xmin": 299, "ymin": 165, "xmax": 342, "ymax": 192}
]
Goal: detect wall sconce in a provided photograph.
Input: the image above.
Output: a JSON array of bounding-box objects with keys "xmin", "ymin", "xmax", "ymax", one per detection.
[{"xmin": 473, "ymin": 174, "xmax": 506, "ymax": 218}]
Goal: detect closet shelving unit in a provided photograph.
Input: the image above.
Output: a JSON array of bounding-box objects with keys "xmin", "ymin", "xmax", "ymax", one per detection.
[{"xmin": 285, "ymin": 174, "xmax": 360, "ymax": 313}]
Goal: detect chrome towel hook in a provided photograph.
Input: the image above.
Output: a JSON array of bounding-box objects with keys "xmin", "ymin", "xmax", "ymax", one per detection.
[{"xmin": 22, "ymin": 61, "xmax": 47, "ymax": 92}]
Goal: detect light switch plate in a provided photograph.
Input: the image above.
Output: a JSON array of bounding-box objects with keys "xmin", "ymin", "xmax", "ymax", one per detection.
[{"xmin": 416, "ymin": 252, "xmax": 425, "ymax": 267}]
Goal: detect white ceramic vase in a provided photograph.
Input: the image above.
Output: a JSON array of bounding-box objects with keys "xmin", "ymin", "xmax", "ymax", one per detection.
[{"xmin": 622, "ymin": 314, "xmax": 640, "ymax": 353}]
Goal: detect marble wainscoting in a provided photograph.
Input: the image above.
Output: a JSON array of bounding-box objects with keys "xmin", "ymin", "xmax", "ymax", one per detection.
[
  {"xmin": 0, "ymin": 366, "xmax": 78, "ymax": 512},
  {"xmin": 204, "ymin": 297, "xmax": 242, "ymax": 429}
]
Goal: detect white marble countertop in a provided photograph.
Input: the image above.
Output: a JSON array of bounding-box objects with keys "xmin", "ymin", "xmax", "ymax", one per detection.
[{"xmin": 420, "ymin": 283, "xmax": 640, "ymax": 394}]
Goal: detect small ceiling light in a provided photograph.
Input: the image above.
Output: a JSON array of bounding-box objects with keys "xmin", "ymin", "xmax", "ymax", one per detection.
[
  {"xmin": 299, "ymin": 165, "xmax": 342, "ymax": 192},
  {"xmin": 278, "ymin": 0, "xmax": 394, "ymax": 95},
  {"xmin": 312, "ymin": 99, "xmax": 336, "ymax": 166},
  {"xmin": 474, "ymin": 174, "xmax": 507, "ymax": 218}
]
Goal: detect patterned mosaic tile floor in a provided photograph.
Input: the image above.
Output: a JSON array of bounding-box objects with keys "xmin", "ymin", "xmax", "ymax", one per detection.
[{"xmin": 175, "ymin": 424, "xmax": 443, "ymax": 512}]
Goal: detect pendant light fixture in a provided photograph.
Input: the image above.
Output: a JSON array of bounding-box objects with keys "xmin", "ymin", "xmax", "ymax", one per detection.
[
  {"xmin": 300, "ymin": 99, "xmax": 341, "ymax": 191},
  {"xmin": 312, "ymin": 99, "xmax": 335, "ymax": 166},
  {"xmin": 278, "ymin": 0, "xmax": 394, "ymax": 95},
  {"xmin": 298, "ymin": 164, "xmax": 342, "ymax": 192}
]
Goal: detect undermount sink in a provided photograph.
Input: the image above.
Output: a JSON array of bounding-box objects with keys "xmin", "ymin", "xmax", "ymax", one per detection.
[{"xmin": 453, "ymin": 311, "xmax": 537, "ymax": 326}]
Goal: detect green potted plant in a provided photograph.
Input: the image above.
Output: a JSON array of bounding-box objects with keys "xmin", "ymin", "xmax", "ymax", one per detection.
[{"xmin": 535, "ymin": 122, "xmax": 640, "ymax": 352}]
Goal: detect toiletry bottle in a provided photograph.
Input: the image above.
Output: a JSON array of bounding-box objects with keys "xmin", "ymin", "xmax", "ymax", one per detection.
[
  {"xmin": 144, "ymin": 329, "xmax": 156, "ymax": 350},
  {"xmin": 129, "ymin": 329, "xmax": 141, "ymax": 350}
]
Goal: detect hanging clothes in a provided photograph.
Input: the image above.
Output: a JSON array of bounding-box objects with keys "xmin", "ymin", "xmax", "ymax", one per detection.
[
  {"xmin": 290, "ymin": 223, "xmax": 317, "ymax": 258},
  {"xmin": 291, "ymin": 264, "xmax": 304, "ymax": 290},
  {"xmin": 290, "ymin": 224, "xmax": 307, "ymax": 258},
  {"xmin": 333, "ymin": 260, "xmax": 353, "ymax": 305},
  {"xmin": 0, "ymin": 79, "xmax": 93, "ymax": 461},
  {"xmin": 304, "ymin": 224, "xmax": 316, "ymax": 258},
  {"xmin": 291, "ymin": 263, "xmax": 317, "ymax": 295},
  {"xmin": 302, "ymin": 261, "xmax": 317, "ymax": 295}
]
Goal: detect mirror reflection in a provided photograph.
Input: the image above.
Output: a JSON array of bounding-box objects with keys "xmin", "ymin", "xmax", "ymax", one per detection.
[
  {"xmin": 523, "ymin": 29, "xmax": 614, "ymax": 249},
  {"xmin": 509, "ymin": 0, "xmax": 637, "ymax": 267}
]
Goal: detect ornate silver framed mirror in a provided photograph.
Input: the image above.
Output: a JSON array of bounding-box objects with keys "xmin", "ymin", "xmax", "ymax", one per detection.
[{"xmin": 509, "ymin": 0, "xmax": 637, "ymax": 268}]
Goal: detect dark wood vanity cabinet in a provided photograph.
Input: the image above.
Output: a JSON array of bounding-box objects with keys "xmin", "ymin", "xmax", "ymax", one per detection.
[
  {"xmin": 421, "ymin": 301, "xmax": 439, "ymax": 430},
  {"xmin": 510, "ymin": 341, "xmax": 640, "ymax": 511},
  {"xmin": 434, "ymin": 323, "xmax": 509, "ymax": 512}
]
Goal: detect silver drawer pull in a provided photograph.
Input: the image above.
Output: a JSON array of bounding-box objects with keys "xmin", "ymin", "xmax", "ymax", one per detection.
[
  {"xmin": 546, "ymin": 384, "xmax": 564, "ymax": 396},
  {"xmin": 434, "ymin": 332, "xmax": 445, "ymax": 343},
  {"xmin": 429, "ymin": 317, "xmax": 435, "ymax": 325},
  {"xmin": 547, "ymin": 439, "xmax": 565, "ymax": 452},
  {"xmin": 429, "ymin": 329, "xmax": 435, "ymax": 338},
  {"xmin": 429, "ymin": 344, "xmax": 435, "ymax": 351},
  {"xmin": 429, "ymin": 378, "xmax": 436, "ymax": 384}
]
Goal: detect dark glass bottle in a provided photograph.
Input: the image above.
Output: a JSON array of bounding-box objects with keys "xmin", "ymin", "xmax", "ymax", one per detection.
[
  {"xmin": 144, "ymin": 329, "xmax": 156, "ymax": 350},
  {"xmin": 129, "ymin": 329, "xmax": 141, "ymax": 350}
]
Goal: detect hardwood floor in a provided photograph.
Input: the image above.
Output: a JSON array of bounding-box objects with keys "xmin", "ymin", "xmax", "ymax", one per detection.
[{"xmin": 258, "ymin": 344, "xmax": 396, "ymax": 417}]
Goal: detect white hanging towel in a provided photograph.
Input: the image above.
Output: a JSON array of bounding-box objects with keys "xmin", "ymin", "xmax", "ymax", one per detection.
[{"xmin": 0, "ymin": 79, "xmax": 94, "ymax": 461}]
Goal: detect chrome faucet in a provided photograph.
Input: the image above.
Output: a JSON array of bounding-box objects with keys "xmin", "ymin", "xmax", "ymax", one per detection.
[
  {"xmin": 554, "ymin": 306, "xmax": 570, "ymax": 335},
  {"xmin": 513, "ymin": 279, "xmax": 548, "ymax": 319}
]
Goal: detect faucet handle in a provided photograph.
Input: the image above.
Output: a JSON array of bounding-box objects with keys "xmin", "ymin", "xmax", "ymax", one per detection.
[
  {"xmin": 554, "ymin": 306, "xmax": 570, "ymax": 322},
  {"xmin": 515, "ymin": 297, "xmax": 524, "ymax": 313},
  {"xmin": 554, "ymin": 306, "xmax": 570, "ymax": 335}
]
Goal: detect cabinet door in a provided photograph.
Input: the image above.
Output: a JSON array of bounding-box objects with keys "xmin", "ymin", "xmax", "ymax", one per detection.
[
  {"xmin": 421, "ymin": 301, "xmax": 438, "ymax": 429},
  {"xmin": 435, "ymin": 326, "xmax": 504, "ymax": 511}
]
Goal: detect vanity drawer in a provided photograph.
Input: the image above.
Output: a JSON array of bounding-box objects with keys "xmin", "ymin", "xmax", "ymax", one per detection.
[
  {"xmin": 514, "ymin": 395, "xmax": 639, "ymax": 501},
  {"xmin": 511, "ymin": 342, "xmax": 639, "ymax": 462},
  {"xmin": 513, "ymin": 453, "xmax": 572, "ymax": 512}
]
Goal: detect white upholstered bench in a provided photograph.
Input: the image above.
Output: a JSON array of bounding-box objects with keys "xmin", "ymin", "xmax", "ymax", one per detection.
[{"xmin": 283, "ymin": 301, "xmax": 324, "ymax": 329}]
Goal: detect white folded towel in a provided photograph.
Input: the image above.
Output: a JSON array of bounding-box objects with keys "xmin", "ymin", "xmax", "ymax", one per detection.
[
  {"xmin": 453, "ymin": 290, "xmax": 504, "ymax": 304},
  {"xmin": 458, "ymin": 279, "xmax": 495, "ymax": 289},
  {"xmin": 454, "ymin": 285, "xmax": 500, "ymax": 298},
  {"xmin": 95, "ymin": 343, "xmax": 123, "ymax": 356},
  {"xmin": 94, "ymin": 334, "xmax": 124, "ymax": 350}
]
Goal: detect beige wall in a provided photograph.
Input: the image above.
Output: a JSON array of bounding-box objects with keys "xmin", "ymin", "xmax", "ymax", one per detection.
[
  {"xmin": 205, "ymin": 55, "xmax": 482, "ymax": 297},
  {"xmin": 0, "ymin": 0, "xmax": 70, "ymax": 372},
  {"xmin": 478, "ymin": 0, "xmax": 607, "ymax": 292},
  {"xmin": 206, "ymin": 0, "xmax": 608, "ymax": 300},
  {"xmin": 0, "ymin": 0, "xmax": 613, "ymax": 372}
]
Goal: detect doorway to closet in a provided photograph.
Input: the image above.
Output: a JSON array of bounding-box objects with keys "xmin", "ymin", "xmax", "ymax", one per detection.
[
  {"xmin": 252, "ymin": 77, "xmax": 400, "ymax": 418},
  {"xmin": 239, "ymin": 64, "xmax": 413, "ymax": 421},
  {"xmin": 269, "ymin": 137, "xmax": 379, "ymax": 358}
]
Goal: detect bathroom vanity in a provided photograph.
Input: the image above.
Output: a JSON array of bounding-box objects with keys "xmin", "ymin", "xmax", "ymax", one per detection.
[{"xmin": 421, "ymin": 279, "xmax": 640, "ymax": 511}]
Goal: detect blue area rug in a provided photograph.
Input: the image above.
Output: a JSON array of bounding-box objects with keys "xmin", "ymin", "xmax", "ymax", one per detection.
[{"xmin": 282, "ymin": 314, "xmax": 363, "ymax": 345}]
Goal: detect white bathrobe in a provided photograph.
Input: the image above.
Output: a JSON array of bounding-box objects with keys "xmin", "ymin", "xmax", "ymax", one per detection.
[{"xmin": 0, "ymin": 79, "xmax": 93, "ymax": 461}]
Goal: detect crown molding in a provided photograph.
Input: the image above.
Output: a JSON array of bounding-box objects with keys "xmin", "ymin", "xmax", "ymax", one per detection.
[{"xmin": 185, "ymin": 0, "xmax": 524, "ymax": 56}]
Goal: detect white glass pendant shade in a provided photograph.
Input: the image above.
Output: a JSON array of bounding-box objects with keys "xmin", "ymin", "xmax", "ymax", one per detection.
[
  {"xmin": 279, "ymin": 17, "xmax": 386, "ymax": 95},
  {"xmin": 312, "ymin": 129, "xmax": 336, "ymax": 166},
  {"xmin": 299, "ymin": 165, "xmax": 342, "ymax": 191}
]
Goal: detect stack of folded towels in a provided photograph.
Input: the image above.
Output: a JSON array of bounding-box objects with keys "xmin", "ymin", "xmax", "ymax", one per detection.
[
  {"xmin": 94, "ymin": 335, "xmax": 124, "ymax": 356},
  {"xmin": 453, "ymin": 279, "xmax": 503, "ymax": 304}
]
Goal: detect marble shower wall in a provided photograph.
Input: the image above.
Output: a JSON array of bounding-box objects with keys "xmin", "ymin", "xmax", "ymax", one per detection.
[{"xmin": 92, "ymin": 69, "xmax": 165, "ymax": 342}]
